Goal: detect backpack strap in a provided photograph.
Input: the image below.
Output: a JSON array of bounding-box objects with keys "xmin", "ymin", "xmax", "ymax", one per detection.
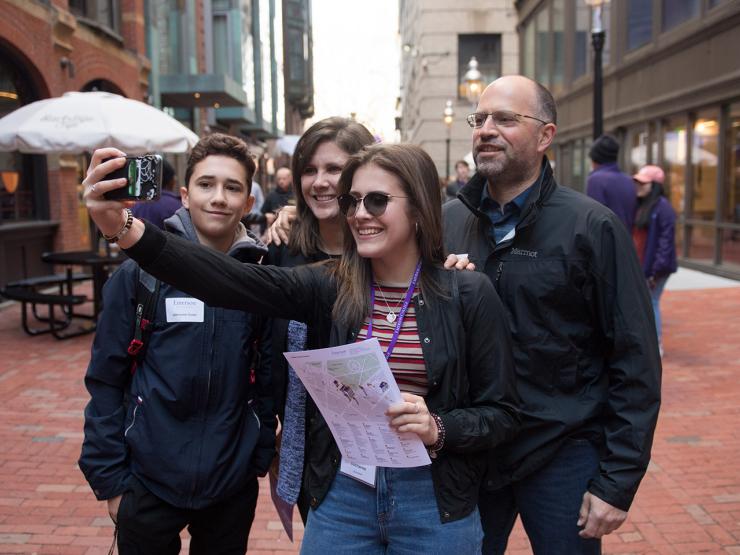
[
  {"xmin": 246, "ymin": 313, "xmax": 264, "ymax": 389},
  {"xmin": 127, "ymin": 267, "xmax": 160, "ymax": 375}
]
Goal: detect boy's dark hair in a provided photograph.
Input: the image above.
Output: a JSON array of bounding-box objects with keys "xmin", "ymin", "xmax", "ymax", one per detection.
[{"xmin": 184, "ymin": 133, "xmax": 256, "ymax": 191}]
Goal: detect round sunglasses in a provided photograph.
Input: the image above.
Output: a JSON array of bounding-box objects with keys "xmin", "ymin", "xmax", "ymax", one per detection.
[{"xmin": 337, "ymin": 192, "xmax": 408, "ymax": 217}]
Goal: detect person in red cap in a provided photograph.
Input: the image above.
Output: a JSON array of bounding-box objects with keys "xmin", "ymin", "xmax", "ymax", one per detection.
[{"xmin": 632, "ymin": 165, "xmax": 677, "ymax": 356}]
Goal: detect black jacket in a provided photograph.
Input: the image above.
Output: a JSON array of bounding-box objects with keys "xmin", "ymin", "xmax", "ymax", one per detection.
[
  {"xmin": 124, "ymin": 222, "xmax": 520, "ymax": 523},
  {"xmin": 79, "ymin": 209, "xmax": 276, "ymax": 509},
  {"xmin": 442, "ymin": 161, "xmax": 661, "ymax": 511},
  {"xmin": 265, "ymin": 243, "xmax": 331, "ymax": 420}
]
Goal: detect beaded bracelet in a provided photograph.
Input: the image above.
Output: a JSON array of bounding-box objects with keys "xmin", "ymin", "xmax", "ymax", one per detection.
[
  {"xmin": 103, "ymin": 208, "xmax": 134, "ymax": 244},
  {"xmin": 428, "ymin": 412, "xmax": 446, "ymax": 458}
]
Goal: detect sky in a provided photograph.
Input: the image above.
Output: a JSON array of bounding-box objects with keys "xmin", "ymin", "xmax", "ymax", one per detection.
[{"xmin": 308, "ymin": 0, "xmax": 400, "ymax": 142}]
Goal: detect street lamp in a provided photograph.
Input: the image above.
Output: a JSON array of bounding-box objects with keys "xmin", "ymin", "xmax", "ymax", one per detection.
[
  {"xmin": 585, "ymin": 0, "xmax": 610, "ymax": 140},
  {"xmin": 459, "ymin": 57, "xmax": 483, "ymax": 107},
  {"xmin": 443, "ymin": 100, "xmax": 454, "ymax": 180}
]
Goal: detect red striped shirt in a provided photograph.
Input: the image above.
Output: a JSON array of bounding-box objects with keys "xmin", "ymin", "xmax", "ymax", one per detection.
[{"xmin": 356, "ymin": 285, "xmax": 427, "ymax": 396}]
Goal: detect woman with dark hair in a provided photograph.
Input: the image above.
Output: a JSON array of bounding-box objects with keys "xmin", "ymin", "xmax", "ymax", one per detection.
[
  {"xmin": 632, "ymin": 165, "xmax": 677, "ymax": 356},
  {"xmin": 83, "ymin": 142, "xmax": 520, "ymax": 554},
  {"xmin": 267, "ymin": 117, "xmax": 375, "ymax": 521}
]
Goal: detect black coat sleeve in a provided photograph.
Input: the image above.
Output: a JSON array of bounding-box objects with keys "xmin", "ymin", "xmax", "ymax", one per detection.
[
  {"xmin": 438, "ymin": 271, "xmax": 521, "ymax": 453},
  {"xmin": 249, "ymin": 315, "xmax": 278, "ymax": 476},
  {"xmin": 588, "ymin": 215, "xmax": 662, "ymax": 511},
  {"xmin": 124, "ymin": 221, "xmax": 331, "ymax": 322},
  {"xmin": 78, "ymin": 261, "xmax": 137, "ymax": 500}
]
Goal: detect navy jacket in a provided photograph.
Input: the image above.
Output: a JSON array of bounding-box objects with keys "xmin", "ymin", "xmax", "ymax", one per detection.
[
  {"xmin": 444, "ymin": 161, "xmax": 661, "ymax": 511},
  {"xmin": 79, "ymin": 208, "xmax": 276, "ymax": 510},
  {"xmin": 586, "ymin": 163, "xmax": 637, "ymax": 230},
  {"xmin": 640, "ymin": 197, "xmax": 678, "ymax": 279}
]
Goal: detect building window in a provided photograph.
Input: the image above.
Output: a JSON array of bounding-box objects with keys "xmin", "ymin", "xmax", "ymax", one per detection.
[
  {"xmin": 627, "ymin": 0, "xmax": 652, "ymax": 51},
  {"xmin": 535, "ymin": 8, "xmax": 549, "ymax": 86},
  {"xmin": 570, "ymin": 137, "xmax": 591, "ymax": 192},
  {"xmin": 690, "ymin": 111, "xmax": 719, "ymax": 222},
  {"xmin": 522, "ymin": 20, "xmax": 535, "ymax": 79},
  {"xmin": 258, "ymin": 0, "xmax": 272, "ymax": 128},
  {"xmin": 574, "ymin": 2, "xmax": 589, "ymax": 79},
  {"xmin": 458, "ymin": 34, "xmax": 502, "ymax": 98},
  {"xmin": 721, "ymin": 102, "xmax": 740, "ymax": 269},
  {"xmin": 241, "ymin": 1, "xmax": 255, "ymax": 110},
  {"xmin": 629, "ymin": 127, "xmax": 649, "ymax": 174},
  {"xmin": 0, "ymin": 57, "xmax": 41, "ymax": 223},
  {"xmin": 662, "ymin": 116, "xmax": 687, "ymax": 253},
  {"xmin": 662, "ymin": 0, "xmax": 700, "ymax": 31},
  {"xmin": 212, "ymin": 1, "xmax": 235, "ymax": 79},
  {"xmin": 69, "ymin": 0, "xmax": 121, "ymax": 34},
  {"xmin": 552, "ymin": 0, "xmax": 564, "ymax": 94},
  {"xmin": 154, "ymin": 0, "xmax": 189, "ymax": 75}
]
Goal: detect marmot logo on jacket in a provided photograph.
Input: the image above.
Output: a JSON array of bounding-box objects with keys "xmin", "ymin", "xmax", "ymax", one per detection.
[{"xmin": 510, "ymin": 248, "xmax": 538, "ymax": 258}]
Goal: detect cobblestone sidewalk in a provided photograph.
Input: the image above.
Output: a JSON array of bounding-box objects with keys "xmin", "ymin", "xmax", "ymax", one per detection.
[{"xmin": 0, "ymin": 286, "xmax": 738, "ymax": 554}]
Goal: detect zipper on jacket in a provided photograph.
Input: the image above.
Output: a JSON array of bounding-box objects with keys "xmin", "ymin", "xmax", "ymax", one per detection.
[
  {"xmin": 204, "ymin": 308, "xmax": 216, "ymax": 415},
  {"xmin": 124, "ymin": 396, "xmax": 143, "ymax": 437},
  {"xmin": 495, "ymin": 261, "xmax": 504, "ymax": 285}
]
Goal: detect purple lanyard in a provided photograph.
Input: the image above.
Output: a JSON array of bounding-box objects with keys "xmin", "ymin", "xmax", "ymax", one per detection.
[{"xmin": 367, "ymin": 259, "xmax": 422, "ymax": 360}]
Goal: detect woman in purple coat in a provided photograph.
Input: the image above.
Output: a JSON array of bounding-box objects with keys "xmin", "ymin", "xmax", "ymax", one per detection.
[{"xmin": 632, "ymin": 165, "xmax": 677, "ymax": 356}]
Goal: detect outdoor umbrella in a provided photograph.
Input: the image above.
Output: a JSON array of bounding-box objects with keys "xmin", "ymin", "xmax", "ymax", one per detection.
[{"xmin": 0, "ymin": 91, "xmax": 199, "ymax": 154}]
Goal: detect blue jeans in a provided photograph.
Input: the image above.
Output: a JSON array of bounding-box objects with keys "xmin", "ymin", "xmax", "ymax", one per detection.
[
  {"xmin": 301, "ymin": 466, "xmax": 482, "ymax": 555},
  {"xmin": 479, "ymin": 438, "xmax": 601, "ymax": 555},
  {"xmin": 650, "ymin": 275, "xmax": 668, "ymax": 343}
]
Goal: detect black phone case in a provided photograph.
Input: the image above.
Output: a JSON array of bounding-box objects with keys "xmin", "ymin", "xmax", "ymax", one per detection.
[{"xmin": 103, "ymin": 155, "xmax": 163, "ymax": 201}]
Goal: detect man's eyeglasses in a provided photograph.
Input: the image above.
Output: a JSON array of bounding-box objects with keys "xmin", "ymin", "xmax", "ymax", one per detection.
[
  {"xmin": 337, "ymin": 192, "xmax": 408, "ymax": 218},
  {"xmin": 466, "ymin": 111, "xmax": 550, "ymax": 129}
]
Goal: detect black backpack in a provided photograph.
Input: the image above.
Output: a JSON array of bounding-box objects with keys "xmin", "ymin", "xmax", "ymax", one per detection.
[{"xmin": 126, "ymin": 267, "xmax": 160, "ymax": 375}]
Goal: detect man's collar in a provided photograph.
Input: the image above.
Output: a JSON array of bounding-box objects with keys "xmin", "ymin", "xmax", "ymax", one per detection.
[{"xmin": 481, "ymin": 166, "xmax": 545, "ymax": 212}]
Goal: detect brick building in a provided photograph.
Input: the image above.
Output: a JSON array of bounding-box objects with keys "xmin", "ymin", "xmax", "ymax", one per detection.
[
  {"xmin": 0, "ymin": 0, "xmax": 149, "ymax": 284},
  {"xmin": 0, "ymin": 0, "xmax": 314, "ymax": 285}
]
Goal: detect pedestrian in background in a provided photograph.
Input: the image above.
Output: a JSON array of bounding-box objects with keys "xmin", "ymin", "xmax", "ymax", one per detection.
[
  {"xmin": 262, "ymin": 166, "xmax": 294, "ymax": 225},
  {"xmin": 131, "ymin": 158, "xmax": 182, "ymax": 230},
  {"xmin": 632, "ymin": 164, "xmax": 677, "ymax": 356},
  {"xmin": 445, "ymin": 159, "xmax": 470, "ymax": 202},
  {"xmin": 586, "ymin": 134, "xmax": 637, "ymax": 230}
]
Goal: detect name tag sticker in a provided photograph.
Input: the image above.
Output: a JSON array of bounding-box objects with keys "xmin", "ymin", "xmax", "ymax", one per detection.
[
  {"xmin": 165, "ymin": 298, "xmax": 204, "ymax": 323},
  {"xmin": 340, "ymin": 460, "xmax": 376, "ymax": 487}
]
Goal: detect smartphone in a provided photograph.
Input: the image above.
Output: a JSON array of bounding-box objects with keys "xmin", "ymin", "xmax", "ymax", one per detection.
[{"xmin": 103, "ymin": 154, "xmax": 163, "ymax": 201}]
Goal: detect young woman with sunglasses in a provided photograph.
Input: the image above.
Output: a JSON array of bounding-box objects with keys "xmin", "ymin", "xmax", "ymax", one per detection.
[
  {"xmin": 83, "ymin": 143, "xmax": 520, "ymax": 554},
  {"xmin": 267, "ymin": 117, "xmax": 375, "ymax": 522}
]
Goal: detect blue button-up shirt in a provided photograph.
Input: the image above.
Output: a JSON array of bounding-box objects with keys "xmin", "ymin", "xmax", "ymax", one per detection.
[{"xmin": 480, "ymin": 184, "xmax": 533, "ymax": 245}]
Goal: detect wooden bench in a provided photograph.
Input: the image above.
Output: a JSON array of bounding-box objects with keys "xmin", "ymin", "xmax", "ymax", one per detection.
[{"xmin": 0, "ymin": 286, "xmax": 91, "ymax": 339}]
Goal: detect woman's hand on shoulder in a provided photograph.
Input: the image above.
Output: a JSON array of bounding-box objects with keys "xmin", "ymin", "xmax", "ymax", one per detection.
[
  {"xmin": 444, "ymin": 253, "xmax": 475, "ymax": 272},
  {"xmin": 386, "ymin": 393, "xmax": 438, "ymax": 446},
  {"xmin": 265, "ymin": 205, "xmax": 297, "ymax": 246}
]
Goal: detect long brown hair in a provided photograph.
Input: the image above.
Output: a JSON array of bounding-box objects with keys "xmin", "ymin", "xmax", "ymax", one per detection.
[
  {"xmin": 290, "ymin": 117, "xmax": 375, "ymax": 258},
  {"xmin": 331, "ymin": 144, "xmax": 446, "ymax": 327}
]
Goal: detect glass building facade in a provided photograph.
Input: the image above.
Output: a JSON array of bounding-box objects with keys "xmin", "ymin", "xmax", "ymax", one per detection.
[{"xmin": 517, "ymin": 0, "xmax": 740, "ymax": 278}]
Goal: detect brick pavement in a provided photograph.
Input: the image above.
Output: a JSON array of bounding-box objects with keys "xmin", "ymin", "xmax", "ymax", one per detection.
[{"xmin": 0, "ymin": 286, "xmax": 738, "ymax": 554}]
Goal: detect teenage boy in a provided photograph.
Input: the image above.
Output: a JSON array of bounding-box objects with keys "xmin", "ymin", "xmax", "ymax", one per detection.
[{"xmin": 79, "ymin": 133, "xmax": 276, "ymax": 554}]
